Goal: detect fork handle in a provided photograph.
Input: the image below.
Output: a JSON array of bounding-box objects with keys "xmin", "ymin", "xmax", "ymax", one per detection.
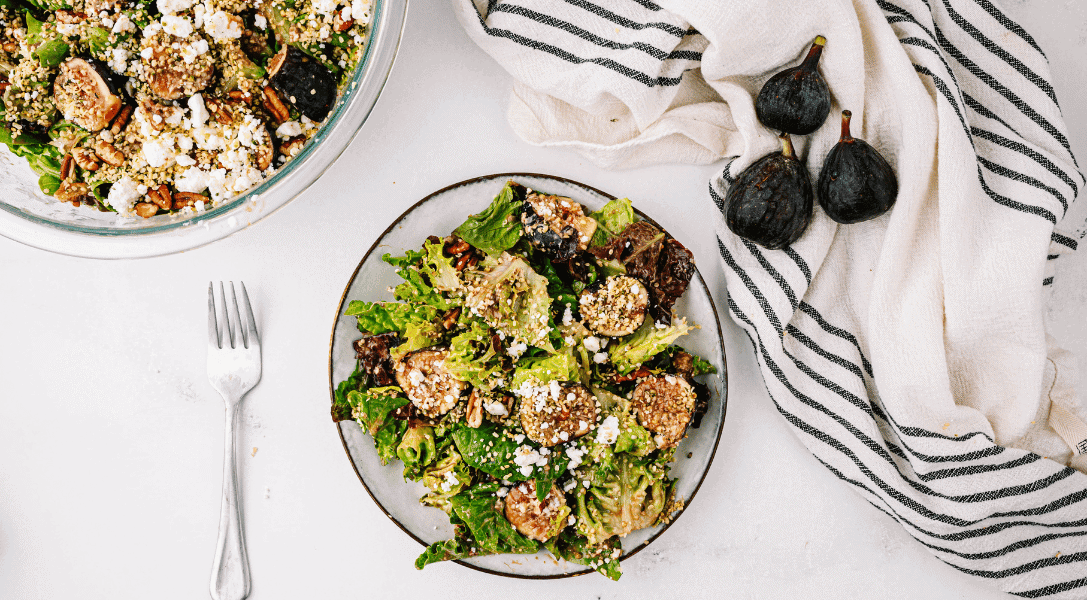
[{"xmin": 210, "ymin": 400, "xmax": 250, "ymax": 600}]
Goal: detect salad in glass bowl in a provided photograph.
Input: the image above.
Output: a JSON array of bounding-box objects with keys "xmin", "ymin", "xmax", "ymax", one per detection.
[{"xmin": 332, "ymin": 179, "xmax": 719, "ymax": 580}]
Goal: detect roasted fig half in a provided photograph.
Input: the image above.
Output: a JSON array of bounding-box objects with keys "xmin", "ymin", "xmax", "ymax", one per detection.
[
  {"xmin": 579, "ymin": 275, "xmax": 649, "ymax": 337},
  {"xmin": 755, "ymin": 35, "xmax": 831, "ymax": 136},
  {"xmin": 724, "ymin": 133, "xmax": 813, "ymax": 250},
  {"xmin": 520, "ymin": 192, "xmax": 598, "ymax": 262},
  {"xmin": 268, "ymin": 45, "xmax": 337, "ymax": 121},
  {"xmin": 140, "ymin": 31, "xmax": 216, "ymax": 101},
  {"xmin": 817, "ymin": 110, "xmax": 898, "ymax": 224},
  {"xmin": 53, "ymin": 57, "xmax": 123, "ymax": 132}
]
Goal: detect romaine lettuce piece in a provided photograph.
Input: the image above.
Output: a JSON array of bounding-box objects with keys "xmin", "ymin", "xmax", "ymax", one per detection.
[
  {"xmin": 544, "ymin": 530, "xmax": 624, "ymax": 580},
  {"xmin": 574, "ymin": 453, "xmax": 670, "ymax": 545},
  {"xmin": 464, "ymin": 253, "xmax": 554, "ymax": 351},
  {"xmin": 452, "ymin": 421, "xmax": 569, "ymax": 485},
  {"xmin": 451, "ymin": 482, "xmax": 539, "ymax": 555},
  {"xmin": 453, "ymin": 182, "xmax": 523, "ymax": 256},
  {"xmin": 345, "ymin": 301, "xmax": 436, "ymax": 335},
  {"xmin": 589, "ymin": 198, "xmax": 634, "ymax": 247},
  {"xmin": 420, "ymin": 446, "xmax": 471, "ymax": 514},
  {"xmin": 347, "ymin": 387, "xmax": 408, "ymax": 435},
  {"xmin": 609, "ymin": 318, "xmax": 693, "ymax": 375},
  {"xmin": 397, "ymin": 425, "xmax": 437, "ymax": 469}
]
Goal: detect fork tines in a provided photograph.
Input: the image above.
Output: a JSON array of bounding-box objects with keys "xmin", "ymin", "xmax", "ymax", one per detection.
[{"xmin": 207, "ymin": 281, "xmax": 259, "ymax": 350}]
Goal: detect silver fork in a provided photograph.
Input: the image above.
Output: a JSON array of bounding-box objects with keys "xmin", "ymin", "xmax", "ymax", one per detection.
[{"xmin": 207, "ymin": 282, "xmax": 261, "ymax": 600}]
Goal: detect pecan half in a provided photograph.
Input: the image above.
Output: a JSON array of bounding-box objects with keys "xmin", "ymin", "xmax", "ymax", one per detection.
[
  {"xmin": 54, "ymin": 181, "xmax": 88, "ymax": 203},
  {"xmin": 60, "ymin": 154, "xmax": 74, "ymax": 180},
  {"xmin": 205, "ymin": 98, "xmax": 233, "ymax": 125},
  {"xmin": 109, "ymin": 105, "xmax": 133, "ymax": 136},
  {"xmin": 55, "ymin": 10, "xmax": 86, "ymax": 23},
  {"xmin": 147, "ymin": 185, "xmax": 172, "ymax": 210},
  {"xmin": 262, "ymin": 86, "xmax": 290, "ymax": 124},
  {"xmin": 441, "ymin": 307, "xmax": 462, "ymax": 330},
  {"xmin": 71, "ymin": 147, "xmax": 101, "ymax": 171},
  {"xmin": 93, "ymin": 140, "xmax": 125, "ymax": 167},
  {"xmin": 279, "ymin": 135, "xmax": 305, "ymax": 158},
  {"xmin": 134, "ymin": 202, "xmax": 159, "ymax": 218},
  {"xmin": 172, "ymin": 192, "xmax": 204, "ymax": 210}
]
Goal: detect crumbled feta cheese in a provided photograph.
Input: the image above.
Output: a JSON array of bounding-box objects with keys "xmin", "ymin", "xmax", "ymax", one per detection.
[
  {"xmin": 312, "ymin": 0, "xmax": 338, "ymax": 15},
  {"xmin": 595, "ymin": 416, "xmax": 620, "ymax": 445},
  {"xmin": 142, "ymin": 138, "xmax": 174, "ymax": 168},
  {"xmin": 188, "ymin": 94, "xmax": 209, "ymax": 127},
  {"xmin": 112, "ymin": 14, "xmax": 136, "ymax": 34},
  {"xmin": 181, "ymin": 38, "xmax": 210, "ymax": 64},
  {"xmin": 482, "ymin": 399, "xmax": 508, "ymax": 416},
  {"xmin": 161, "ymin": 15, "xmax": 194, "ymax": 38},
  {"xmin": 593, "ymin": 352, "xmax": 609, "ymax": 364},
  {"xmin": 351, "ymin": 0, "xmax": 371, "ymax": 21},
  {"xmin": 56, "ymin": 23, "xmax": 78, "ymax": 36},
  {"xmin": 106, "ymin": 176, "xmax": 141, "ymax": 216},
  {"xmin": 565, "ymin": 445, "xmax": 586, "ymax": 470},
  {"xmin": 157, "ymin": 0, "xmax": 194, "ymax": 14},
  {"xmin": 506, "ymin": 341, "xmax": 527, "ymax": 359},
  {"xmin": 583, "ymin": 336, "xmax": 601, "ymax": 352},
  {"xmin": 439, "ymin": 471, "xmax": 459, "ymax": 493},
  {"xmin": 496, "ymin": 486, "xmax": 508, "ymax": 498},
  {"xmin": 203, "ymin": 10, "xmax": 242, "ymax": 41},
  {"xmin": 253, "ymin": 14, "xmax": 267, "ymax": 29},
  {"xmin": 174, "ymin": 166, "xmax": 210, "ymax": 193},
  {"xmin": 276, "ymin": 121, "xmax": 303, "ymax": 139}
]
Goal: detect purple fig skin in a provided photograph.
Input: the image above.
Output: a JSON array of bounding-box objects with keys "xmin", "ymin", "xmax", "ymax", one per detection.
[
  {"xmin": 724, "ymin": 134, "xmax": 814, "ymax": 250},
  {"xmin": 817, "ymin": 111, "xmax": 898, "ymax": 224},
  {"xmin": 755, "ymin": 35, "xmax": 832, "ymax": 136}
]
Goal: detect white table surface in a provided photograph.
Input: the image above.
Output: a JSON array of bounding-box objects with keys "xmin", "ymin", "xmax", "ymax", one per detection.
[{"xmin": 2, "ymin": 2, "xmax": 1085, "ymax": 599}]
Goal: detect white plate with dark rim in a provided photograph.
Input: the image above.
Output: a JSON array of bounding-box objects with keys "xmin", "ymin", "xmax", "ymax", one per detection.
[{"xmin": 327, "ymin": 173, "xmax": 728, "ymax": 578}]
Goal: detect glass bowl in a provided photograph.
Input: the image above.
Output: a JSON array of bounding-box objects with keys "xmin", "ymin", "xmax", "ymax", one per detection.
[
  {"xmin": 328, "ymin": 173, "xmax": 728, "ymax": 578},
  {"xmin": 0, "ymin": 0, "xmax": 407, "ymax": 259}
]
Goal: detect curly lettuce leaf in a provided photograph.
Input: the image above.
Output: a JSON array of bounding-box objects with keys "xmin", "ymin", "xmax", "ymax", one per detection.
[
  {"xmin": 332, "ymin": 365, "xmax": 365, "ymax": 421},
  {"xmin": 609, "ymin": 318, "xmax": 693, "ymax": 375},
  {"xmin": 420, "ymin": 445, "xmax": 471, "ymax": 514},
  {"xmin": 345, "ymin": 301, "xmax": 437, "ymax": 335},
  {"xmin": 444, "ymin": 320, "xmax": 503, "ymax": 387},
  {"xmin": 391, "ymin": 320, "xmax": 442, "ymax": 361},
  {"xmin": 382, "ymin": 249, "xmax": 425, "ymax": 268},
  {"xmin": 589, "ymin": 198, "xmax": 634, "ymax": 247},
  {"xmin": 453, "ymin": 182, "xmax": 523, "ymax": 256},
  {"xmin": 397, "ymin": 425, "xmax": 437, "ymax": 471},
  {"xmin": 420, "ymin": 241, "xmax": 464, "ymax": 293},
  {"xmin": 544, "ymin": 530, "xmax": 623, "ymax": 581},
  {"xmin": 464, "ymin": 254, "xmax": 554, "ymax": 352},
  {"xmin": 393, "ymin": 267, "xmax": 458, "ymax": 311},
  {"xmin": 510, "ymin": 352, "xmax": 578, "ymax": 389}
]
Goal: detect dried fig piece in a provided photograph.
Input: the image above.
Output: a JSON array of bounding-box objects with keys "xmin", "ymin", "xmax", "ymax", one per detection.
[
  {"xmin": 268, "ymin": 45, "xmax": 336, "ymax": 121},
  {"xmin": 817, "ymin": 110, "xmax": 898, "ymax": 224},
  {"xmin": 724, "ymin": 133, "xmax": 813, "ymax": 250},
  {"xmin": 755, "ymin": 36, "xmax": 831, "ymax": 135},
  {"xmin": 53, "ymin": 58, "xmax": 123, "ymax": 132}
]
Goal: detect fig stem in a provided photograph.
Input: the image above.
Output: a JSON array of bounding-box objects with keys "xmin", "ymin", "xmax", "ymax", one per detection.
[
  {"xmin": 840, "ymin": 110, "xmax": 853, "ymax": 142},
  {"xmin": 802, "ymin": 35, "xmax": 826, "ymax": 70},
  {"xmin": 780, "ymin": 133, "xmax": 795, "ymax": 158}
]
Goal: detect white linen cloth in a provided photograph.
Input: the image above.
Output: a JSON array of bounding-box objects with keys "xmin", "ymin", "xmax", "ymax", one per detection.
[{"xmin": 454, "ymin": 0, "xmax": 1087, "ymax": 596}]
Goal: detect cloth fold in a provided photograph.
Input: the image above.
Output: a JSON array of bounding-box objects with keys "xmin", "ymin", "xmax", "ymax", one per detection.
[{"xmin": 454, "ymin": 0, "xmax": 1087, "ymax": 596}]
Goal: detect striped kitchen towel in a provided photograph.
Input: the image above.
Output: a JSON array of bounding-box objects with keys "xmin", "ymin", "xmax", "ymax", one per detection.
[{"xmin": 453, "ymin": 0, "xmax": 1087, "ymax": 596}]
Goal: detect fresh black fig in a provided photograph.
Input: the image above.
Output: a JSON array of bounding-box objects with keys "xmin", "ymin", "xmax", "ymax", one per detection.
[
  {"xmin": 755, "ymin": 36, "xmax": 831, "ymax": 136},
  {"xmin": 268, "ymin": 45, "xmax": 337, "ymax": 121},
  {"xmin": 53, "ymin": 57, "xmax": 123, "ymax": 132},
  {"xmin": 817, "ymin": 110, "xmax": 898, "ymax": 224},
  {"xmin": 724, "ymin": 133, "xmax": 813, "ymax": 250}
]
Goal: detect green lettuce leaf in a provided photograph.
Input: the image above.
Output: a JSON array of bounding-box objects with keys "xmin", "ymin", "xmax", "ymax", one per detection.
[
  {"xmin": 589, "ymin": 198, "xmax": 634, "ymax": 247},
  {"xmin": 452, "ymin": 421, "xmax": 568, "ymax": 485},
  {"xmin": 544, "ymin": 530, "xmax": 623, "ymax": 581},
  {"xmin": 348, "ymin": 387, "xmax": 409, "ymax": 436},
  {"xmin": 345, "ymin": 301, "xmax": 437, "ymax": 335},
  {"xmin": 420, "ymin": 241, "xmax": 464, "ymax": 293},
  {"xmin": 510, "ymin": 353, "xmax": 578, "ymax": 389},
  {"xmin": 444, "ymin": 320, "xmax": 503, "ymax": 387},
  {"xmin": 450, "ymin": 482, "xmax": 539, "ymax": 555},
  {"xmin": 391, "ymin": 320, "xmax": 442, "ymax": 361},
  {"xmin": 463, "ymin": 254, "xmax": 554, "ymax": 351},
  {"xmin": 609, "ymin": 318, "xmax": 693, "ymax": 375},
  {"xmin": 575, "ymin": 453, "xmax": 670, "ymax": 545},
  {"xmin": 382, "ymin": 249, "xmax": 425, "ymax": 268},
  {"xmin": 332, "ymin": 366, "xmax": 366, "ymax": 421},
  {"xmin": 453, "ymin": 182, "xmax": 523, "ymax": 256},
  {"xmin": 398, "ymin": 425, "xmax": 437, "ymax": 473}
]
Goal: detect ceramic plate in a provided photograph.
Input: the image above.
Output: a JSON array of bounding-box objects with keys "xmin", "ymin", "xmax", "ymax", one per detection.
[{"xmin": 328, "ymin": 173, "xmax": 728, "ymax": 578}]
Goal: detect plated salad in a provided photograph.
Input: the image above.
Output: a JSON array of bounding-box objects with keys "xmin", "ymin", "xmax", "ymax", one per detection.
[
  {"xmin": 332, "ymin": 181, "xmax": 717, "ymax": 579},
  {"xmin": 0, "ymin": 0, "xmax": 371, "ymax": 216}
]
